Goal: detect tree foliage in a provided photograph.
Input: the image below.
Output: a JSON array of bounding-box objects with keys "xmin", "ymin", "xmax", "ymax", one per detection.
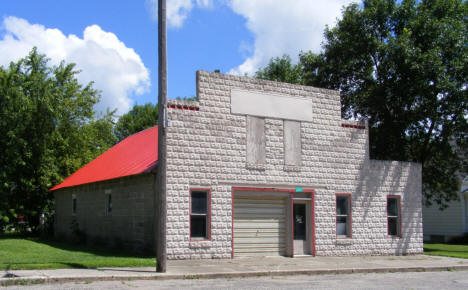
[
  {"xmin": 114, "ymin": 103, "xmax": 158, "ymax": 141},
  {"xmin": 114, "ymin": 97, "xmax": 199, "ymax": 141},
  {"xmin": 255, "ymin": 55, "xmax": 305, "ymax": 84},
  {"xmin": 0, "ymin": 49, "xmax": 116, "ymax": 230},
  {"xmin": 257, "ymin": 0, "xmax": 467, "ymax": 207}
]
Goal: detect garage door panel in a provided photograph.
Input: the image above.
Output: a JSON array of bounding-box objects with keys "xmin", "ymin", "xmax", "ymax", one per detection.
[
  {"xmin": 234, "ymin": 196, "xmax": 287, "ymax": 257},
  {"xmin": 235, "ymin": 237, "xmax": 285, "ymax": 243},
  {"xmin": 234, "ymin": 216, "xmax": 285, "ymax": 223},
  {"xmin": 234, "ymin": 227, "xmax": 285, "ymax": 233},
  {"xmin": 235, "ymin": 208, "xmax": 285, "ymax": 214},
  {"xmin": 234, "ymin": 230, "xmax": 285, "ymax": 237},
  {"xmin": 234, "ymin": 246, "xmax": 286, "ymax": 256},
  {"xmin": 235, "ymin": 222, "xmax": 284, "ymax": 228},
  {"xmin": 235, "ymin": 200, "xmax": 285, "ymax": 206},
  {"xmin": 234, "ymin": 234, "xmax": 284, "ymax": 239},
  {"xmin": 233, "ymin": 251, "xmax": 285, "ymax": 257},
  {"xmin": 235, "ymin": 199, "xmax": 285, "ymax": 204},
  {"xmin": 235, "ymin": 243, "xmax": 286, "ymax": 248},
  {"xmin": 235, "ymin": 244, "xmax": 286, "ymax": 250},
  {"xmin": 235, "ymin": 247, "xmax": 286, "ymax": 252}
]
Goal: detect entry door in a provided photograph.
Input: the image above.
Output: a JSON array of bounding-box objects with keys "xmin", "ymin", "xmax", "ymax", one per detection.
[{"xmin": 293, "ymin": 202, "xmax": 309, "ymax": 255}]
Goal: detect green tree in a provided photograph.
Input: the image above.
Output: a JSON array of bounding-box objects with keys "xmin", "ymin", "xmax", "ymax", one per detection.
[
  {"xmin": 0, "ymin": 48, "xmax": 116, "ymax": 231},
  {"xmin": 257, "ymin": 0, "xmax": 468, "ymax": 207},
  {"xmin": 255, "ymin": 54, "xmax": 304, "ymax": 84},
  {"xmin": 114, "ymin": 103, "xmax": 158, "ymax": 141}
]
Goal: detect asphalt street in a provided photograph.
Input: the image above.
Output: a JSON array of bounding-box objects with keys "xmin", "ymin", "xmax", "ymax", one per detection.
[{"xmin": 4, "ymin": 270, "xmax": 468, "ymax": 290}]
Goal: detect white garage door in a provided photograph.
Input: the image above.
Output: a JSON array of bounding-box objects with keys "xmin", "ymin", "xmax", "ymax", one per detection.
[{"xmin": 233, "ymin": 196, "xmax": 287, "ymax": 257}]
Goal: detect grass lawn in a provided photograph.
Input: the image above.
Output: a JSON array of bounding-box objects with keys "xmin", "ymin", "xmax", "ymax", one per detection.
[
  {"xmin": 0, "ymin": 235, "xmax": 156, "ymax": 270},
  {"xmin": 424, "ymin": 243, "xmax": 468, "ymax": 259}
]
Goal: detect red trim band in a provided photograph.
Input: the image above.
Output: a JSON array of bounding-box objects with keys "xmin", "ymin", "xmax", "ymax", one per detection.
[
  {"xmin": 168, "ymin": 104, "xmax": 200, "ymax": 111},
  {"xmin": 341, "ymin": 123, "xmax": 365, "ymax": 130},
  {"xmin": 312, "ymin": 193, "xmax": 316, "ymax": 256},
  {"xmin": 290, "ymin": 192, "xmax": 294, "ymax": 257},
  {"xmin": 232, "ymin": 186, "xmax": 315, "ymax": 193}
]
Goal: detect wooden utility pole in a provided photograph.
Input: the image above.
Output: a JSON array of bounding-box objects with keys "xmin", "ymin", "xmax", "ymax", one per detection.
[{"xmin": 155, "ymin": 0, "xmax": 167, "ymax": 273}]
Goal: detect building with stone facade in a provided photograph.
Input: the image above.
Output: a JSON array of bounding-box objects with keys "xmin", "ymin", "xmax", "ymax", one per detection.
[{"xmin": 52, "ymin": 71, "xmax": 423, "ymax": 259}]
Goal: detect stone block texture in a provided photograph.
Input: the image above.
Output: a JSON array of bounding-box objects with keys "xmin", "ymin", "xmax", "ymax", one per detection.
[
  {"xmin": 165, "ymin": 71, "xmax": 423, "ymax": 259},
  {"xmin": 54, "ymin": 174, "xmax": 155, "ymax": 254}
]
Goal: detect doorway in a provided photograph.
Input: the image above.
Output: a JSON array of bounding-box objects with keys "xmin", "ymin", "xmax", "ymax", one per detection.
[{"xmin": 293, "ymin": 201, "xmax": 310, "ymax": 255}]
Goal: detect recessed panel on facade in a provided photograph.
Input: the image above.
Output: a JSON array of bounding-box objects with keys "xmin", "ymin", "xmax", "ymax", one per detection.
[
  {"xmin": 284, "ymin": 120, "xmax": 301, "ymax": 167},
  {"xmin": 231, "ymin": 89, "xmax": 313, "ymax": 122}
]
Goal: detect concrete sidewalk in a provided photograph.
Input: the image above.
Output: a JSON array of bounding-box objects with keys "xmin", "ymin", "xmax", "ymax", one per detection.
[{"xmin": 2, "ymin": 255, "xmax": 468, "ymax": 286}]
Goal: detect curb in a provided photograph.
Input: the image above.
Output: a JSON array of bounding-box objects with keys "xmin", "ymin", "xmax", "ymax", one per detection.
[{"xmin": 2, "ymin": 265, "xmax": 468, "ymax": 286}]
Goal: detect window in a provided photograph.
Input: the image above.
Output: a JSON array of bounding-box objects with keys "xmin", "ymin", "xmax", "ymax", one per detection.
[
  {"xmin": 106, "ymin": 194, "xmax": 112, "ymax": 216},
  {"xmin": 72, "ymin": 194, "xmax": 77, "ymax": 215},
  {"xmin": 387, "ymin": 196, "xmax": 401, "ymax": 237},
  {"xmin": 336, "ymin": 194, "xmax": 351, "ymax": 237},
  {"xmin": 190, "ymin": 189, "xmax": 210, "ymax": 239}
]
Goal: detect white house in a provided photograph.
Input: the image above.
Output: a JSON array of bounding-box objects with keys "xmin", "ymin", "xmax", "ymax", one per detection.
[{"xmin": 423, "ymin": 176, "xmax": 468, "ymax": 242}]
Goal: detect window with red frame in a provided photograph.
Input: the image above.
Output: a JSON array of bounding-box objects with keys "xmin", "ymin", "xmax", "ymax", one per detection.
[
  {"xmin": 190, "ymin": 190, "xmax": 210, "ymax": 239},
  {"xmin": 336, "ymin": 194, "xmax": 351, "ymax": 237},
  {"xmin": 387, "ymin": 196, "xmax": 401, "ymax": 236}
]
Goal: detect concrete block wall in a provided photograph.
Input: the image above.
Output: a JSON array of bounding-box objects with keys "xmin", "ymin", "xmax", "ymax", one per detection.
[
  {"xmin": 54, "ymin": 173, "xmax": 155, "ymax": 253},
  {"xmin": 314, "ymin": 160, "xmax": 423, "ymax": 256},
  {"xmin": 165, "ymin": 71, "xmax": 423, "ymax": 259}
]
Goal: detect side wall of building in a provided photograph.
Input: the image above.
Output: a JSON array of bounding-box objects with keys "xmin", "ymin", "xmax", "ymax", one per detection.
[
  {"xmin": 54, "ymin": 173, "xmax": 155, "ymax": 253},
  {"xmin": 165, "ymin": 71, "xmax": 423, "ymax": 259}
]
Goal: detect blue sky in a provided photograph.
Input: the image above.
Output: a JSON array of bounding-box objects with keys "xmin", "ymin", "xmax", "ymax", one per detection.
[{"xmin": 0, "ymin": 0, "xmax": 354, "ymax": 117}]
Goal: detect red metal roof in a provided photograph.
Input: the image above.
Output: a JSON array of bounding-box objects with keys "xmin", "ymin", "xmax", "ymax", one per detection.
[{"xmin": 51, "ymin": 126, "xmax": 158, "ymax": 191}]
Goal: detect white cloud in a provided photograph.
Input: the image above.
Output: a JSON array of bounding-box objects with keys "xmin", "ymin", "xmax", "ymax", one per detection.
[
  {"xmin": 227, "ymin": 0, "xmax": 355, "ymax": 76},
  {"xmin": 196, "ymin": 0, "xmax": 214, "ymax": 9},
  {"xmin": 146, "ymin": 0, "xmax": 214, "ymax": 28},
  {"xmin": 0, "ymin": 16, "xmax": 150, "ymax": 115},
  {"xmin": 167, "ymin": 0, "xmax": 193, "ymax": 28}
]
